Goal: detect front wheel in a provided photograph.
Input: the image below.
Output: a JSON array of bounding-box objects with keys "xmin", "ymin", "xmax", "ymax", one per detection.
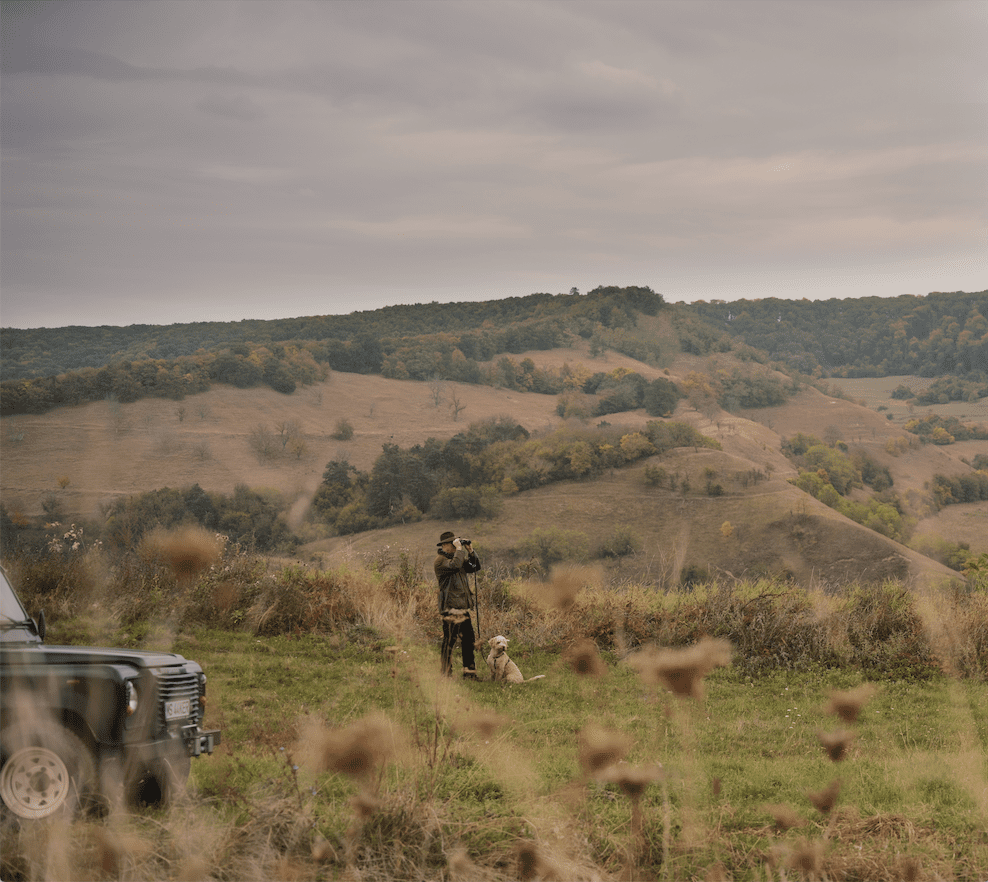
[{"xmin": 0, "ymin": 726, "xmax": 97, "ymax": 821}]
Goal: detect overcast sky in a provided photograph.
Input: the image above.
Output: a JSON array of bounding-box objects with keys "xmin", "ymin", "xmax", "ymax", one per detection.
[{"xmin": 1, "ymin": 0, "xmax": 985, "ymax": 329}]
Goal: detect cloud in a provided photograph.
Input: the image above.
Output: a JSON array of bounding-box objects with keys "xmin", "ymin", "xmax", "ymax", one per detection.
[
  {"xmin": 197, "ymin": 94, "xmax": 265, "ymax": 122},
  {"xmin": 0, "ymin": 0, "xmax": 984, "ymax": 328}
]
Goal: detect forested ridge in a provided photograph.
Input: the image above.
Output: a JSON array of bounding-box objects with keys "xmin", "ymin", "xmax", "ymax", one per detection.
[
  {"xmin": 681, "ymin": 290, "xmax": 988, "ymax": 378},
  {"xmin": 1, "ymin": 287, "xmax": 985, "ymax": 416},
  {"xmin": 0, "ymin": 287, "xmax": 660, "ymax": 381}
]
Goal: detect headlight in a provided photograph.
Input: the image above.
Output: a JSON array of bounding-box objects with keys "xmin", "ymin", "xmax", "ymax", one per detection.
[
  {"xmin": 125, "ymin": 680, "xmax": 139, "ymax": 716},
  {"xmin": 198, "ymin": 673, "xmax": 207, "ymax": 712}
]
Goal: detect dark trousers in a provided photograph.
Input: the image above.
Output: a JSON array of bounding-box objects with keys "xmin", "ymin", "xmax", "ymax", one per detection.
[{"xmin": 441, "ymin": 614, "xmax": 476, "ymax": 675}]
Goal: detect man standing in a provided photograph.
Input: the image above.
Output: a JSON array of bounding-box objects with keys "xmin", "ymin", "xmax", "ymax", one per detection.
[{"xmin": 434, "ymin": 530, "xmax": 481, "ymax": 679}]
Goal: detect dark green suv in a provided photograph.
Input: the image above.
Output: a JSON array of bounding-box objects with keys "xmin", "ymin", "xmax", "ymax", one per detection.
[{"xmin": 0, "ymin": 567, "xmax": 220, "ymax": 820}]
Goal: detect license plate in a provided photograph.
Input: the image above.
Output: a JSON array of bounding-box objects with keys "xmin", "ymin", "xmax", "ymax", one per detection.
[{"xmin": 165, "ymin": 699, "xmax": 190, "ymax": 720}]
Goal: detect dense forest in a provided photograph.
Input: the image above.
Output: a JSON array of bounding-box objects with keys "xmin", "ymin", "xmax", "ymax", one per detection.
[
  {"xmin": 681, "ymin": 290, "xmax": 988, "ymax": 379},
  {"xmin": 1, "ymin": 287, "xmax": 986, "ymax": 417},
  {"xmin": 0, "ymin": 287, "xmax": 664, "ymax": 415},
  {"xmin": 0, "ymin": 287, "xmax": 662, "ymax": 380}
]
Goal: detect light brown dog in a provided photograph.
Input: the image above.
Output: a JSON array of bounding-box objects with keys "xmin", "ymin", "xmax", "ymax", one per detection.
[{"xmin": 486, "ymin": 635, "xmax": 545, "ymax": 684}]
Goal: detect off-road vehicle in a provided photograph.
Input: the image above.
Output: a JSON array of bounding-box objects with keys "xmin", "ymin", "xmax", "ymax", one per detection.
[{"xmin": 0, "ymin": 567, "xmax": 220, "ymax": 820}]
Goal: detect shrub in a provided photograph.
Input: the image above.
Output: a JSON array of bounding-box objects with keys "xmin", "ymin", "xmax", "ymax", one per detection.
[
  {"xmin": 515, "ymin": 527, "xmax": 590, "ymax": 567},
  {"xmin": 594, "ymin": 526, "xmax": 642, "ymax": 559},
  {"xmin": 332, "ymin": 418, "xmax": 354, "ymax": 441},
  {"xmin": 909, "ymin": 536, "xmax": 971, "ymax": 571},
  {"xmin": 642, "ymin": 465, "xmax": 667, "ymax": 487},
  {"xmin": 679, "ymin": 563, "xmax": 710, "ymax": 589},
  {"xmin": 429, "ymin": 487, "xmax": 483, "ymax": 519},
  {"xmin": 334, "ymin": 502, "xmax": 381, "ymax": 535}
]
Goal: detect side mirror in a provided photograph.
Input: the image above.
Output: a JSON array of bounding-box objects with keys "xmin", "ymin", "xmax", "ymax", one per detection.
[{"xmin": 36, "ymin": 609, "xmax": 46, "ymax": 641}]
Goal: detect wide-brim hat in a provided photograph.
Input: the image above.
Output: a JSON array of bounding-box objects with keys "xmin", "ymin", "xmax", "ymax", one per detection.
[{"xmin": 437, "ymin": 530, "xmax": 456, "ymax": 547}]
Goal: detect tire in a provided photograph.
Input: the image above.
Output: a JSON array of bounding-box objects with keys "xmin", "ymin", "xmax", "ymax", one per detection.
[{"xmin": 0, "ymin": 726, "xmax": 98, "ymax": 821}]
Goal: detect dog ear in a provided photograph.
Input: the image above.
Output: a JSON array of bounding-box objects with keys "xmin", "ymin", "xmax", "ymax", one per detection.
[{"xmin": 488, "ymin": 637, "xmax": 496, "ymax": 647}]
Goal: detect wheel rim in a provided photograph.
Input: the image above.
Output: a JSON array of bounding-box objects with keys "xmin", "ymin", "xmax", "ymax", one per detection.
[{"xmin": 0, "ymin": 745, "xmax": 73, "ymax": 819}]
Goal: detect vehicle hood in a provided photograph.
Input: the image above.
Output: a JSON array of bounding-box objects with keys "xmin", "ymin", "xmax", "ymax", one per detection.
[{"xmin": 1, "ymin": 643, "xmax": 194, "ymax": 669}]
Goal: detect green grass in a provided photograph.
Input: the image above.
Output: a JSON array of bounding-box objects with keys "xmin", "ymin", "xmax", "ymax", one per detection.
[
  {"xmin": 6, "ymin": 551, "xmax": 988, "ymax": 880},
  {"xmin": 166, "ymin": 630, "xmax": 988, "ymax": 881}
]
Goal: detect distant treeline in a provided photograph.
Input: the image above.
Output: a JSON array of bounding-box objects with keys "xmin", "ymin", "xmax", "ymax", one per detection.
[
  {"xmin": 3, "ymin": 287, "xmax": 986, "ymax": 417},
  {"xmin": 0, "ymin": 287, "xmax": 664, "ymax": 415},
  {"xmin": 1, "ymin": 286, "xmax": 662, "ymax": 381},
  {"xmin": 681, "ymin": 290, "xmax": 988, "ymax": 379}
]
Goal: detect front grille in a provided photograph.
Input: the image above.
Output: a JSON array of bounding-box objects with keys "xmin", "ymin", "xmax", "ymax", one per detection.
[{"xmin": 156, "ymin": 671, "xmax": 201, "ymax": 729}]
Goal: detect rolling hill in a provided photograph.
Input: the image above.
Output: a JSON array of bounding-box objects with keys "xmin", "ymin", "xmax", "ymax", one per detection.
[{"xmin": 2, "ymin": 337, "xmax": 982, "ymax": 590}]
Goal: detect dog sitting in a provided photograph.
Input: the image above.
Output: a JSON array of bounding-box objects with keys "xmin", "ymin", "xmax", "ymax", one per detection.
[{"xmin": 486, "ymin": 635, "xmax": 545, "ymax": 684}]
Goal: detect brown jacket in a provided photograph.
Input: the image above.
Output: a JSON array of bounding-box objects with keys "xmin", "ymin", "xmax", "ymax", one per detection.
[{"xmin": 435, "ymin": 546, "xmax": 481, "ymax": 612}]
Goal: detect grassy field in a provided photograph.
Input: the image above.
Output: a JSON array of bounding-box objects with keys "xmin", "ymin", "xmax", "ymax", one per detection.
[
  {"xmin": 174, "ymin": 630, "xmax": 988, "ymax": 881},
  {"xmin": 4, "ymin": 546, "xmax": 988, "ymax": 881}
]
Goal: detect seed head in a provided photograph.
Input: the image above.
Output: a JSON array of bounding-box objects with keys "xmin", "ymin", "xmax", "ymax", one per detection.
[
  {"xmin": 825, "ymin": 683, "xmax": 877, "ymax": 723},
  {"xmin": 601, "ymin": 763, "xmax": 664, "ymax": 803},
  {"xmin": 627, "ymin": 638, "xmax": 732, "ymax": 700},
  {"xmin": 350, "ymin": 787, "xmax": 381, "ymax": 820},
  {"xmin": 310, "ymin": 836, "xmax": 337, "ymax": 864},
  {"xmin": 461, "ymin": 708, "xmax": 508, "ymax": 739},
  {"xmin": 564, "ymin": 638, "xmax": 608, "ymax": 678},
  {"xmin": 577, "ymin": 723, "xmax": 632, "ymax": 777},
  {"xmin": 306, "ymin": 712, "xmax": 393, "ymax": 779},
  {"xmin": 818, "ymin": 728, "xmax": 855, "ymax": 762},
  {"xmin": 787, "ymin": 838, "xmax": 825, "ymax": 876},
  {"xmin": 447, "ymin": 846, "xmax": 480, "ymax": 881},
  {"xmin": 516, "ymin": 842, "xmax": 540, "ymax": 881},
  {"xmin": 806, "ymin": 778, "xmax": 841, "ymax": 814},
  {"xmin": 545, "ymin": 563, "xmax": 593, "ymax": 610},
  {"xmin": 142, "ymin": 526, "xmax": 223, "ymax": 579},
  {"xmin": 893, "ymin": 855, "xmax": 922, "ymax": 882},
  {"xmin": 764, "ymin": 803, "xmax": 805, "ymax": 832}
]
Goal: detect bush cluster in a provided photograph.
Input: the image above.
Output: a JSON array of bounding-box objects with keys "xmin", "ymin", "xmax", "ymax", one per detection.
[
  {"xmin": 313, "ymin": 417, "xmax": 718, "ymax": 534},
  {"xmin": 6, "ymin": 532, "xmax": 987, "ymax": 682},
  {"xmin": 782, "ymin": 434, "xmax": 913, "ymax": 542}
]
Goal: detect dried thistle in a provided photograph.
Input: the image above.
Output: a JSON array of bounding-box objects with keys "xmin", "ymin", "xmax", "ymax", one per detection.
[
  {"xmin": 142, "ymin": 526, "xmax": 223, "ymax": 580},
  {"xmin": 305, "ymin": 712, "xmax": 393, "ymax": 780},
  {"xmin": 517, "ymin": 842, "xmax": 540, "ymax": 881},
  {"xmin": 817, "ymin": 728, "xmax": 855, "ymax": 762},
  {"xmin": 787, "ymin": 837, "xmax": 825, "ymax": 876},
  {"xmin": 175, "ymin": 855, "xmax": 212, "ymax": 882},
  {"xmin": 577, "ymin": 723, "xmax": 632, "ymax": 777},
  {"xmin": 212, "ymin": 579, "xmax": 239, "ymax": 613},
  {"xmin": 564, "ymin": 638, "xmax": 608, "ymax": 678},
  {"xmin": 310, "ymin": 835, "xmax": 337, "ymax": 863},
  {"xmin": 447, "ymin": 846, "xmax": 481, "ymax": 881},
  {"xmin": 806, "ymin": 778, "xmax": 841, "ymax": 815},
  {"xmin": 461, "ymin": 707, "xmax": 508, "ymax": 739},
  {"xmin": 825, "ymin": 683, "xmax": 878, "ymax": 723},
  {"xmin": 627, "ymin": 637, "xmax": 732, "ymax": 700},
  {"xmin": 892, "ymin": 854, "xmax": 922, "ymax": 882},
  {"xmin": 601, "ymin": 762, "xmax": 664, "ymax": 802},
  {"xmin": 545, "ymin": 564, "xmax": 586, "ymax": 610},
  {"xmin": 350, "ymin": 787, "xmax": 381, "ymax": 820},
  {"xmin": 92, "ymin": 827, "xmax": 153, "ymax": 876},
  {"xmin": 764, "ymin": 803, "xmax": 805, "ymax": 832}
]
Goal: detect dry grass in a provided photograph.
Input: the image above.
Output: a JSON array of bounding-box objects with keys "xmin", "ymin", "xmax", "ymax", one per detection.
[{"xmin": 3, "ymin": 544, "xmax": 988, "ymax": 881}]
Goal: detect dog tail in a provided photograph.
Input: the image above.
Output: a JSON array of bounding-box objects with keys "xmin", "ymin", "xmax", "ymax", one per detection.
[{"xmin": 524, "ymin": 675, "xmax": 546, "ymax": 682}]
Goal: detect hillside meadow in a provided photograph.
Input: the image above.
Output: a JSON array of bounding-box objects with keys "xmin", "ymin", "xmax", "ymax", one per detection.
[
  {"xmin": 2, "ymin": 539, "xmax": 987, "ymax": 882},
  {"xmin": 2, "ymin": 344, "xmax": 985, "ymax": 591}
]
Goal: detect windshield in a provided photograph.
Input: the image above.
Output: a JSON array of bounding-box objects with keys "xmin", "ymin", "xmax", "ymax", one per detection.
[{"xmin": 1, "ymin": 570, "xmax": 31, "ymax": 625}]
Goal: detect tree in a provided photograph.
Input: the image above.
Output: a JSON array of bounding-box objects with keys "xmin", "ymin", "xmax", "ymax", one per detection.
[
  {"xmin": 366, "ymin": 443, "xmax": 432, "ymax": 519},
  {"xmin": 644, "ymin": 378, "xmax": 682, "ymax": 417}
]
